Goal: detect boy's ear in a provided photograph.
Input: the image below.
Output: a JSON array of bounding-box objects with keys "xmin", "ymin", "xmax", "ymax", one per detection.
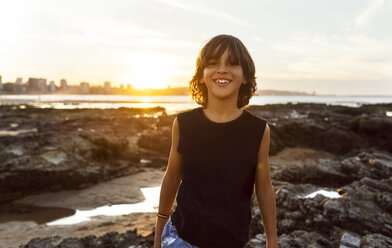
[{"xmin": 242, "ymin": 79, "xmax": 247, "ymax": 84}]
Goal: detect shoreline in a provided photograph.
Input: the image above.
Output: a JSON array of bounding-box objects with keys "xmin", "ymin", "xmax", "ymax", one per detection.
[{"xmin": 1, "ymin": 103, "xmax": 391, "ymax": 247}]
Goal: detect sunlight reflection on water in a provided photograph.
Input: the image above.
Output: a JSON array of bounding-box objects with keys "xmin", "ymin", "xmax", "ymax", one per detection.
[
  {"xmin": 0, "ymin": 128, "xmax": 37, "ymax": 136},
  {"xmin": 305, "ymin": 189, "xmax": 341, "ymax": 199},
  {"xmin": 46, "ymin": 186, "xmax": 160, "ymax": 226}
]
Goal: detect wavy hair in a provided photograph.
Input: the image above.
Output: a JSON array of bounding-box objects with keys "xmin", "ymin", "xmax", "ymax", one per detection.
[{"xmin": 189, "ymin": 34, "xmax": 257, "ymax": 108}]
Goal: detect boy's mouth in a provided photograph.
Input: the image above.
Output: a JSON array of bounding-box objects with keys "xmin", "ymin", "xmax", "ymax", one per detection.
[{"xmin": 214, "ymin": 79, "xmax": 231, "ymax": 85}]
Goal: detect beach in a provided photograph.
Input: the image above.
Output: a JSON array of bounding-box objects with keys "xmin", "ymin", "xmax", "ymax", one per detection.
[{"xmin": 1, "ymin": 103, "xmax": 392, "ymax": 247}]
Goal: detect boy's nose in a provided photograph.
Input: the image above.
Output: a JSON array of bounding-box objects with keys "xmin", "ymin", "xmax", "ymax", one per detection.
[{"xmin": 217, "ymin": 63, "xmax": 228, "ymax": 73}]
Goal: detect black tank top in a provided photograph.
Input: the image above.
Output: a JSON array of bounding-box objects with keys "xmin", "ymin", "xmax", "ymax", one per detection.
[{"xmin": 171, "ymin": 107, "xmax": 267, "ymax": 248}]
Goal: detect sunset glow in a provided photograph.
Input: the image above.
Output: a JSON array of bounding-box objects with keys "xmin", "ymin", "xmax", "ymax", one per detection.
[
  {"xmin": 123, "ymin": 52, "xmax": 181, "ymax": 90},
  {"xmin": 0, "ymin": 0, "xmax": 391, "ymax": 95}
]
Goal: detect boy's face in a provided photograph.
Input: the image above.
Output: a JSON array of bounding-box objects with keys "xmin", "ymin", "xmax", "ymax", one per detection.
[{"xmin": 200, "ymin": 49, "xmax": 246, "ymax": 102}]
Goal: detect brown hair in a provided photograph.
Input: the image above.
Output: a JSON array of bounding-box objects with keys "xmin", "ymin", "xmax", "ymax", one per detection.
[{"xmin": 189, "ymin": 34, "xmax": 257, "ymax": 108}]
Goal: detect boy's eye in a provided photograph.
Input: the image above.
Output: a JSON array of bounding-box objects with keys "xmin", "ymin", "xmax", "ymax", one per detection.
[{"xmin": 207, "ymin": 61, "xmax": 217, "ymax": 66}]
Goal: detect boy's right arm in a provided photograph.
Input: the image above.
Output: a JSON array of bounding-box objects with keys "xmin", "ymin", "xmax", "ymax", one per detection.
[{"xmin": 153, "ymin": 117, "xmax": 183, "ymax": 248}]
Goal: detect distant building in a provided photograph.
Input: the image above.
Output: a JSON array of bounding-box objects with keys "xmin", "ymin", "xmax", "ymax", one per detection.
[
  {"xmin": 37, "ymin": 78, "xmax": 47, "ymax": 92},
  {"xmin": 80, "ymin": 82, "xmax": 90, "ymax": 94},
  {"xmin": 126, "ymin": 84, "xmax": 132, "ymax": 91},
  {"xmin": 27, "ymin": 78, "xmax": 47, "ymax": 93},
  {"xmin": 60, "ymin": 79, "xmax": 68, "ymax": 92},
  {"xmin": 104, "ymin": 81, "xmax": 111, "ymax": 94},
  {"xmin": 15, "ymin": 77, "xmax": 23, "ymax": 85},
  {"xmin": 0, "ymin": 75, "xmax": 3, "ymax": 91},
  {"xmin": 49, "ymin": 81, "xmax": 56, "ymax": 92}
]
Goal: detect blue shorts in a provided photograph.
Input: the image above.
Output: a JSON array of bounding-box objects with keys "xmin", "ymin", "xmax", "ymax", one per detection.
[{"xmin": 161, "ymin": 217, "xmax": 198, "ymax": 248}]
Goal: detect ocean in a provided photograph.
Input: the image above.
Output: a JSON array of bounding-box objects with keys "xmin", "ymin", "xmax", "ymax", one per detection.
[{"xmin": 0, "ymin": 94, "xmax": 391, "ymax": 115}]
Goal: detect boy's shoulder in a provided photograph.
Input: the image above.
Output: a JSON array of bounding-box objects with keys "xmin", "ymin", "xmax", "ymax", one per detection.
[
  {"xmin": 244, "ymin": 108, "xmax": 267, "ymax": 124},
  {"xmin": 176, "ymin": 107, "xmax": 201, "ymax": 119}
]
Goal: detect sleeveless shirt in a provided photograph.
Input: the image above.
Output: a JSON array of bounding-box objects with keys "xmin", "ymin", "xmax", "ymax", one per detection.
[{"xmin": 171, "ymin": 107, "xmax": 267, "ymax": 248}]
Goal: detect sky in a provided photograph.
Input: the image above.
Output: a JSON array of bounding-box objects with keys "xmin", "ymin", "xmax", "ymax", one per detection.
[{"xmin": 0, "ymin": 0, "xmax": 391, "ymax": 95}]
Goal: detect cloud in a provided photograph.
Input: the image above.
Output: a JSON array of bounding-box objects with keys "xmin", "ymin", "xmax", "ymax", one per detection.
[
  {"xmin": 151, "ymin": 0, "xmax": 254, "ymax": 28},
  {"xmin": 355, "ymin": 0, "xmax": 386, "ymax": 27},
  {"xmin": 268, "ymin": 33, "xmax": 392, "ymax": 81}
]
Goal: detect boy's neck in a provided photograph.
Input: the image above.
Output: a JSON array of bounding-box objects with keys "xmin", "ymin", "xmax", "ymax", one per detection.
[{"xmin": 203, "ymin": 98, "xmax": 243, "ymax": 123}]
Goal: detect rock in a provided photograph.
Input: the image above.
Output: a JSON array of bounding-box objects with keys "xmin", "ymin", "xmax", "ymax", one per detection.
[
  {"xmin": 4, "ymin": 103, "xmax": 392, "ymax": 247},
  {"xmin": 260, "ymin": 150, "xmax": 392, "ymax": 246},
  {"xmin": 277, "ymin": 230, "xmax": 332, "ymax": 248},
  {"xmin": 322, "ymin": 196, "xmax": 392, "ymax": 237},
  {"xmin": 248, "ymin": 103, "xmax": 392, "ymax": 155},
  {"xmin": 245, "ymin": 234, "xmax": 267, "ymax": 248},
  {"xmin": 56, "ymin": 237, "xmax": 85, "ymax": 248},
  {"xmin": 273, "ymin": 159, "xmax": 353, "ymax": 187},
  {"xmin": 349, "ymin": 115, "xmax": 392, "ymax": 151},
  {"xmin": 23, "ymin": 236, "xmax": 61, "ymax": 248},
  {"xmin": 89, "ymin": 136, "xmax": 132, "ymax": 161},
  {"xmin": 0, "ymin": 107, "xmax": 166, "ymax": 204},
  {"xmin": 23, "ymin": 229, "xmax": 154, "ymax": 248},
  {"xmin": 340, "ymin": 232, "xmax": 361, "ymax": 248},
  {"xmin": 360, "ymin": 233, "xmax": 392, "ymax": 248},
  {"xmin": 245, "ymin": 238, "xmax": 265, "ymax": 248},
  {"xmin": 274, "ymin": 151, "xmax": 392, "ymax": 187},
  {"xmin": 137, "ymin": 127, "xmax": 171, "ymax": 154}
]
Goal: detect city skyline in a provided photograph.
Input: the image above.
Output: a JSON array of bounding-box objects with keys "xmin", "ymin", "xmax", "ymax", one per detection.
[
  {"xmin": 3, "ymin": 74, "xmax": 392, "ymax": 96},
  {"xmin": 0, "ymin": 0, "xmax": 391, "ymax": 95}
]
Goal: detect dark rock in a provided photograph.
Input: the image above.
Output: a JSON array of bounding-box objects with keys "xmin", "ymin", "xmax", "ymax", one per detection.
[
  {"xmin": 137, "ymin": 127, "xmax": 171, "ymax": 154},
  {"xmin": 360, "ymin": 233, "xmax": 392, "ymax": 248},
  {"xmin": 248, "ymin": 103, "xmax": 392, "ymax": 155},
  {"xmin": 245, "ymin": 233, "xmax": 266, "ymax": 248},
  {"xmin": 277, "ymin": 230, "xmax": 332, "ymax": 248},
  {"xmin": 57, "ymin": 237, "xmax": 85, "ymax": 248},
  {"xmin": 23, "ymin": 229, "xmax": 154, "ymax": 248},
  {"xmin": 23, "ymin": 236, "xmax": 61, "ymax": 248},
  {"xmin": 0, "ymin": 107, "xmax": 165, "ymax": 204},
  {"xmin": 273, "ymin": 159, "xmax": 353, "ymax": 187},
  {"xmin": 4, "ymin": 104, "xmax": 392, "ymax": 247}
]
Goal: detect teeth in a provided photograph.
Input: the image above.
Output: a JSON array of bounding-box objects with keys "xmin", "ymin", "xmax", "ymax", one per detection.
[{"xmin": 215, "ymin": 79, "xmax": 230, "ymax": 84}]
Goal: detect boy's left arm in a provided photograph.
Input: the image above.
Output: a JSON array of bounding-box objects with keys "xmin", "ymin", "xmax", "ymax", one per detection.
[{"xmin": 254, "ymin": 123, "xmax": 278, "ymax": 248}]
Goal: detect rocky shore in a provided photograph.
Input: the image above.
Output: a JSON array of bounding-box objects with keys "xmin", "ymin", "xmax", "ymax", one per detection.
[
  {"xmin": 0, "ymin": 103, "xmax": 391, "ymax": 247},
  {"xmin": 0, "ymin": 105, "xmax": 169, "ymax": 204}
]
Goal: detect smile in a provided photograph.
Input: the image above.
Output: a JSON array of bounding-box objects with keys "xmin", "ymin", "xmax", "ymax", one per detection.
[{"xmin": 214, "ymin": 79, "xmax": 231, "ymax": 85}]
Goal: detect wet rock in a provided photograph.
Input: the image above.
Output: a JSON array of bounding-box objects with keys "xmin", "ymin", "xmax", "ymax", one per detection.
[
  {"xmin": 56, "ymin": 237, "xmax": 85, "ymax": 248},
  {"xmin": 273, "ymin": 159, "xmax": 353, "ymax": 187},
  {"xmin": 248, "ymin": 103, "xmax": 392, "ymax": 155},
  {"xmin": 137, "ymin": 127, "xmax": 171, "ymax": 154},
  {"xmin": 4, "ymin": 103, "xmax": 392, "ymax": 247},
  {"xmin": 273, "ymin": 151, "xmax": 392, "ymax": 187},
  {"xmin": 277, "ymin": 230, "xmax": 332, "ymax": 248},
  {"xmin": 23, "ymin": 236, "xmax": 61, "ymax": 248},
  {"xmin": 360, "ymin": 233, "xmax": 392, "ymax": 248},
  {"xmin": 245, "ymin": 234, "xmax": 266, "ymax": 248},
  {"xmin": 23, "ymin": 229, "xmax": 154, "ymax": 248},
  {"xmin": 340, "ymin": 232, "xmax": 361, "ymax": 248},
  {"xmin": 349, "ymin": 115, "xmax": 392, "ymax": 151},
  {"xmin": 0, "ymin": 107, "xmax": 165, "ymax": 203},
  {"xmin": 250, "ymin": 149, "xmax": 392, "ymax": 247},
  {"xmin": 323, "ymin": 176, "xmax": 392, "ymax": 237},
  {"xmin": 90, "ymin": 137, "xmax": 130, "ymax": 161}
]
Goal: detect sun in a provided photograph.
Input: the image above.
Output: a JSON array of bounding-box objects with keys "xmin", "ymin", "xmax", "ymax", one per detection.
[{"xmin": 123, "ymin": 52, "xmax": 180, "ymax": 89}]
